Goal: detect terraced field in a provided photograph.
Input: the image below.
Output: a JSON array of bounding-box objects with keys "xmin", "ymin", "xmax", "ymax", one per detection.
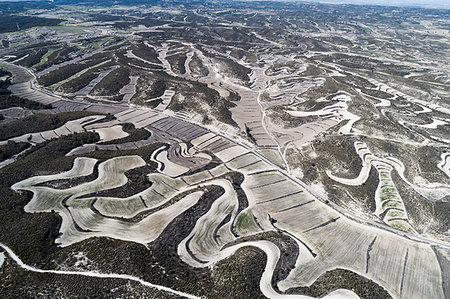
[{"xmin": 4, "ymin": 108, "xmax": 445, "ymax": 298}]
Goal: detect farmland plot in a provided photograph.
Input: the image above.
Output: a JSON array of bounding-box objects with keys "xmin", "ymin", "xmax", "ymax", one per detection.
[
  {"xmin": 328, "ymin": 141, "xmax": 448, "ymax": 233},
  {"xmin": 93, "ymin": 174, "xmax": 187, "ymax": 218},
  {"xmin": 91, "ymin": 125, "xmax": 128, "ymax": 142},
  {"xmin": 74, "ymin": 66, "xmax": 118, "ymax": 96},
  {"xmin": 0, "ymin": 115, "xmax": 105, "ymax": 145},
  {"xmin": 9, "ymin": 81, "xmax": 61, "ymax": 106}
]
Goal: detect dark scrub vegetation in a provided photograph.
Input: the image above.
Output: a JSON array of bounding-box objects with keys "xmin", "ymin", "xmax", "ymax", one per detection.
[{"xmin": 0, "ymin": 70, "xmax": 52, "ymax": 110}]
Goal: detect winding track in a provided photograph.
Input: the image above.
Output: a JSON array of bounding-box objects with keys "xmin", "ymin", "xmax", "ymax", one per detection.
[{"xmin": 0, "ymin": 242, "xmax": 200, "ymax": 299}]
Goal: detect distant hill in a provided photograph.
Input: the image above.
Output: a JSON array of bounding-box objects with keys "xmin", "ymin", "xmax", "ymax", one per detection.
[{"xmin": 298, "ymin": 0, "xmax": 450, "ymax": 10}]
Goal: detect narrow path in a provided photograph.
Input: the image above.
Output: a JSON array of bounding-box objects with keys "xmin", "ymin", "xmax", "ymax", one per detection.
[
  {"xmin": 0, "ymin": 243, "xmax": 199, "ymax": 299},
  {"xmin": 257, "ymin": 90, "xmax": 291, "ymax": 173}
]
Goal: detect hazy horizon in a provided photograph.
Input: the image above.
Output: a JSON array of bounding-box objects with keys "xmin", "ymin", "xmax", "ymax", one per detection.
[
  {"xmin": 299, "ymin": 0, "xmax": 450, "ymax": 9},
  {"xmin": 0, "ymin": 0, "xmax": 449, "ymax": 9}
]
